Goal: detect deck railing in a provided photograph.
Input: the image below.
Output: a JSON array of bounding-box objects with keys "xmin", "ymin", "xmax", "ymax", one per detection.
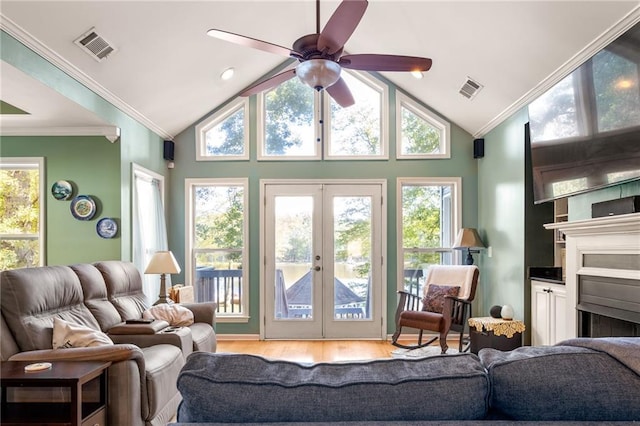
[{"xmin": 194, "ymin": 268, "xmax": 243, "ymax": 313}]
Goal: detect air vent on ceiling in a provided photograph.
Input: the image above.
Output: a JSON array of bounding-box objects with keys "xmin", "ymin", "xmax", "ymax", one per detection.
[
  {"xmin": 74, "ymin": 28, "xmax": 116, "ymax": 62},
  {"xmin": 459, "ymin": 77, "xmax": 483, "ymax": 100}
]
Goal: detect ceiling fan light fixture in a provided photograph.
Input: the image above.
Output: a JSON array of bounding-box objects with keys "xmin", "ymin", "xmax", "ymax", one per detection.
[
  {"xmin": 296, "ymin": 59, "xmax": 341, "ymax": 91},
  {"xmin": 411, "ymin": 70, "xmax": 423, "ymax": 79}
]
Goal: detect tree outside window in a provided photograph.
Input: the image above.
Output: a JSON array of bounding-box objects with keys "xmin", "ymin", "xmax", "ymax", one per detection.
[
  {"xmin": 0, "ymin": 158, "xmax": 43, "ymax": 270},
  {"xmin": 398, "ymin": 178, "xmax": 459, "ymax": 296}
]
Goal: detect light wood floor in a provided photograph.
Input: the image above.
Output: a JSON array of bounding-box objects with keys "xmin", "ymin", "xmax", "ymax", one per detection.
[{"xmin": 216, "ymin": 338, "xmax": 457, "ymax": 362}]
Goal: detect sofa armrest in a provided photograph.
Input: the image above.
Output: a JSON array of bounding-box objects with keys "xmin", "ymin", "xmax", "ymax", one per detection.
[
  {"xmin": 108, "ymin": 320, "xmax": 170, "ymax": 335},
  {"xmin": 8, "ymin": 343, "xmax": 144, "ymax": 363},
  {"xmin": 109, "ymin": 327, "xmax": 193, "ymax": 357},
  {"xmin": 181, "ymin": 302, "xmax": 216, "ymax": 326}
]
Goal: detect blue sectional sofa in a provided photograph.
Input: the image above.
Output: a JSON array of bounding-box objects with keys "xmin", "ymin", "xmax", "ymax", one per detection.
[{"xmin": 173, "ymin": 337, "xmax": 640, "ymax": 424}]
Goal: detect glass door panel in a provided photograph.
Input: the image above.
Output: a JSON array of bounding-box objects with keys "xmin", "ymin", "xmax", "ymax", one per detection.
[{"xmin": 264, "ymin": 183, "xmax": 382, "ymax": 339}]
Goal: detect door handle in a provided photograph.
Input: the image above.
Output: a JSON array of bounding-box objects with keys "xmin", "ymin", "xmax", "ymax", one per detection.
[{"xmin": 312, "ymin": 266, "xmax": 321, "ymax": 271}]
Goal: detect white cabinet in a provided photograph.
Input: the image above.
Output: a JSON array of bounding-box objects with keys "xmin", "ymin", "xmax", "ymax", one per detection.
[{"xmin": 531, "ymin": 280, "xmax": 567, "ymax": 346}]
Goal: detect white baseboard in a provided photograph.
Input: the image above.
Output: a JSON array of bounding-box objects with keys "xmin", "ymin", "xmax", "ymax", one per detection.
[{"xmin": 216, "ymin": 334, "xmax": 260, "ymax": 341}]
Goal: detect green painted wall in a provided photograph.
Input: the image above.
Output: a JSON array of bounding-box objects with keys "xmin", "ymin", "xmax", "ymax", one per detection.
[
  {"xmin": 168, "ymin": 88, "xmax": 479, "ymax": 335},
  {"xmin": 0, "ymin": 136, "xmax": 120, "ymax": 264},
  {"xmin": 1, "ymin": 31, "xmax": 166, "ymax": 263},
  {"xmin": 478, "ymin": 108, "xmax": 529, "ymax": 323}
]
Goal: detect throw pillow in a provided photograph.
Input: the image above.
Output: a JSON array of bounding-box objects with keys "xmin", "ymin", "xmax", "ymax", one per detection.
[
  {"xmin": 422, "ymin": 285, "xmax": 460, "ymax": 314},
  {"xmin": 52, "ymin": 318, "xmax": 114, "ymax": 349},
  {"xmin": 143, "ymin": 304, "xmax": 194, "ymax": 326}
]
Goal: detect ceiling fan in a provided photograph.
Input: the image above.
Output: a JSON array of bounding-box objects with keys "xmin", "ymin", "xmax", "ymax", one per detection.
[{"xmin": 207, "ymin": 0, "xmax": 432, "ymax": 108}]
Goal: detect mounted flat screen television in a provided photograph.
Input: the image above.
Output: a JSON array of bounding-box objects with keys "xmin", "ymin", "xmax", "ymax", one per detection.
[{"xmin": 528, "ymin": 22, "xmax": 640, "ymax": 204}]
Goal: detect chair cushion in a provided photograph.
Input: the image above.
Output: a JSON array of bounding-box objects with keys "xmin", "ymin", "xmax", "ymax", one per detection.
[
  {"xmin": 95, "ymin": 261, "xmax": 149, "ymax": 320},
  {"xmin": 177, "ymin": 352, "xmax": 489, "ymax": 423},
  {"xmin": 0, "ymin": 265, "xmax": 102, "ymax": 351},
  {"xmin": 52, "ymin": 318, "xmax": 113, "ymax": 348},
  {"xmin": 422, "ymin": 285, "xmax": 460, "ymax": 313}
]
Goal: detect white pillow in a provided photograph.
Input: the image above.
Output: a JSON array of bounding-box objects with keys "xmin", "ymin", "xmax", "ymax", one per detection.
[
  {"xmin": 52, "ymin": 318, "xmax": 114, "ymax": 349},
  {"xmin": 143, "ymin": 304, "xmax": 194, "ymax": 326}
]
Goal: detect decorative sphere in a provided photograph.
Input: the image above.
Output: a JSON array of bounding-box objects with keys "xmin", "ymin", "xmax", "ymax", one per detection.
[
  {"xmin": 501, "ymin": 304, "xmax": 514, "ymax": 320},
  {"xmin": 489, "ymin": 305, "xmax": 502, "ymax": 318}
]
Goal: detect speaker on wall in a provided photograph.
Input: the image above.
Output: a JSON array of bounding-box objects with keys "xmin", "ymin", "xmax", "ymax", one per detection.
[
  {"xmin": 163, "ymin": 140, "xmax": 175, "ymax": 161},
  {"xmin": 473, "ymin": 138, "xmax": 484, "ymax": 158}
]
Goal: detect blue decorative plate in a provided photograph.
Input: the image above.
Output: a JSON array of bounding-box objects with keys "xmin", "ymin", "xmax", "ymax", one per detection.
[
  {"xmin": 70, "ymin": 195, "xmax": 96, "ymax": 220},
  {"xmin": 51, "ymin": 180, "xmax": 73, "ymax": 200},
  {"xmin": 96, "ymin": 217, "xmax": 118, "ymax": 239}
]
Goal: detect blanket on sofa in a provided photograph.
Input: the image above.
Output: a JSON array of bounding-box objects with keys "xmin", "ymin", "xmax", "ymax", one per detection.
[{"xmin": 559, "ymin": 337, "xmax": 640, "ymax": 376}]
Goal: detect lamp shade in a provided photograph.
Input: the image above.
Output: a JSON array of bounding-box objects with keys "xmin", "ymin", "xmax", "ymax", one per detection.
[
  {"xmin": 144, "ymin": 251, "xmax": 181, "ymax": 274},
  {"xmin": 296, "ymin": 59, "xmax": 341, "ymax": 91},
  {"xmin": 453, "ymin": 228, "xmax": 486, "ymax": 249}
]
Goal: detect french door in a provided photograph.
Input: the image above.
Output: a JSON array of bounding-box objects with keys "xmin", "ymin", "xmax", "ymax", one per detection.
[{"xmin": 263, "ymin": 182, "xmax": 384, "ymax": 339}]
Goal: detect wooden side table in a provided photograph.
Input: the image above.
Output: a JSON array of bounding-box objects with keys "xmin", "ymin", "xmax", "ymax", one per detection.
[
  {"xmin": 468, "ymin": 316, "xmax": 525, "ymax": 354},
  {"xmin": 1, "ymin": 360, "xmax": 110, "ymax": 426}
]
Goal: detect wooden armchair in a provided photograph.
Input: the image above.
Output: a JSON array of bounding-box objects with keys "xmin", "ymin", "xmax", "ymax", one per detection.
[{"xmin": 392, "ymin": 265, "xmax": 479, "ymax": 354}]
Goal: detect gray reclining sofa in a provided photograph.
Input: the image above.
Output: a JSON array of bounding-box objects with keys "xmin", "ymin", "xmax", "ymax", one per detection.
[{"xmin": 1, "ymin": 260, "xmax": 216, "ymax": 426}]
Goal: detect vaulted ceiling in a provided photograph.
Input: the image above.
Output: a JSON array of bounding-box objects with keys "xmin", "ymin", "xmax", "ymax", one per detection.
[{"xmin": 1, "ymin": 1, "xmax": 639, "ymax": 140}]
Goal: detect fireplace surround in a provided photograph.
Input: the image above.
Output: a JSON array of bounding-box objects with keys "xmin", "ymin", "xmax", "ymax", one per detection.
[{"xmin": 545, "ymin": 213, "xmax": 640, "ymax": 339}]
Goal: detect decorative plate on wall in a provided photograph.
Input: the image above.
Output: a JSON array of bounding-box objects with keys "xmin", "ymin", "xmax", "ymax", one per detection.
[
  {"xmin": 70, "ymin": 195, "xmax": 96, "ymax": 220},
  {"xmin": 51, "ymin": 180, "xmax": 73, "ymax": 200},
  {"xmin": 96, "ymin": 217, "xmax": 118, "ymax": 239}
]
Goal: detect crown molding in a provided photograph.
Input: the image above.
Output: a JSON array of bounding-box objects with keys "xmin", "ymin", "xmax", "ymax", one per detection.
[
  {"xmin": 0, "ymin": 15, "xmax": 173, "ymax": 140},
  {"xmin": 1, "ymin": 125, "xmax": 121, "ymax": 142},
  {"xmin": 474, "ymin": 5, "xmax": 640, "ymax": 138}
]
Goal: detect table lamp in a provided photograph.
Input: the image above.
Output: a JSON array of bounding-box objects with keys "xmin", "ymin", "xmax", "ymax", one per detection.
[
  {"xmin": 453, "ymin": 228, "xmax": 486, "ymax": 265},
  {"xmin": 145, "ymin": 250, "xmax": 181, "ymax": 305}
]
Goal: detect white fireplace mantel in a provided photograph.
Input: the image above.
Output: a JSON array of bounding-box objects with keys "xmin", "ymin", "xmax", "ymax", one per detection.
[{"xmin": 544, "ymin": 213, "xmax": 640, "ymax": 338}]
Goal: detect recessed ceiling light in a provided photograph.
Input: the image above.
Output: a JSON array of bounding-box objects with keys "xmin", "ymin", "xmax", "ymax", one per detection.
[
  {"xmin": 220, "ymin": 68, "xmax": 235, "ymax": 80},
  {"xmin": 411, "ymin": 71, "xmax": 423, "ymax": 79}
]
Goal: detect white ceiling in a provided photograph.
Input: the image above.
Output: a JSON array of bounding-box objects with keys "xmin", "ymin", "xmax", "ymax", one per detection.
[{"xmin": 1, "ymin": 1, "xmax": 639, "ymax": 140}]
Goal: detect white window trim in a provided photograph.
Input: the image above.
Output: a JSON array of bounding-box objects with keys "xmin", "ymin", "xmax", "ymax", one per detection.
[
  {"xmin": 396, "ymin": 91, "xmax": 451, "ymax": 159},
  {"xmin": 132, "ymin": 163, "xmax": 165, "ymax": 206},
  {"xmin": 0, "ymin": 157, "xmax": 45, "ymax": 266},
  {"xmin": 324, "ymin": 70, "xmax": 389, "ymax": 160},
  {"xmin": 256, "ymin": 87, "xmax": 322, "ymax": 161},
  {"xmin": 195, "ymin": 97, "xmax": 250, "ymax": 161},
  {"xmin": 395, "ymin": 177, "xmax": 462, "ymax": 291},
  {"xmin": 185, "ymin": 177, "xmax": 250, "ymax": 322}
]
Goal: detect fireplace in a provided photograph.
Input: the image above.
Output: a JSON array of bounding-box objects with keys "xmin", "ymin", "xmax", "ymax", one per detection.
[
  {"xmin": 579, "ymin": 311, "xmax": 640, "ymax": 337},
  {"xmin": 545, "ymin": 213, "xmax": 640, "ymax": 339}
]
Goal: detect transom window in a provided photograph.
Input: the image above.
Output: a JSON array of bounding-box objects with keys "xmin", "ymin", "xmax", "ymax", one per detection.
[
  {"xmin": 258, "ymin": 70, "xmax": 388, "ymax": 160},
  {"xmin": 396, "ymin": 92, "xmax": 450, "ymax": 159},
  {"xmin": 0, "ymin": 157, "xmax": 45, "ymax": 269},
  {"xmin": 326, "ymin": 71, "xmax": 387, "ymax": 159},
  {"xmin": 196, "ymin": 98, "xmax": 249, "ymax": 161},
  {"xmin": 197, "ymin": 69, "xmax": 452, "ymax": 162},
  {"xmin": 397, "ymin": 177, "xmax": 461, "ymax": 296},
  {"xmin": 259, "ymin": 76, "xmax": 317, "ymax": 159}
]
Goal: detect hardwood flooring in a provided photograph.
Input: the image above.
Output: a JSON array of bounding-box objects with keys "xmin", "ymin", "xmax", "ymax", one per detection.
[{"xmin": 215, "ymin": 339, "xmax": 454, "ymax": 362}]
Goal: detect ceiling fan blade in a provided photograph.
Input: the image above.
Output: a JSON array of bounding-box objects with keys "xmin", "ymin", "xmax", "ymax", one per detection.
[
  {"xmin": 207, "ymin": 29, "xmax": 294, "ymax": 58},
  {"xmin": 326, "ymin": 77, "xmax": 355, "ymax": 108},
  {"xmin": 317, "ymin": 0, "xmax": 368, "ymax": 55},
  {"xmin": 339, "ymin": 54, "xmax": 432, "ymax": 72},
  {"xmin": 240, "ymin": 69, "xmax": 297, "ymax": 97}
]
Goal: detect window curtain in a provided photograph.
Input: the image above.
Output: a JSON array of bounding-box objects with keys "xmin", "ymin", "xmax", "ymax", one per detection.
[{"xmin": 133, "ymin": 173, "xmax": 170, "ymax": 306}]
